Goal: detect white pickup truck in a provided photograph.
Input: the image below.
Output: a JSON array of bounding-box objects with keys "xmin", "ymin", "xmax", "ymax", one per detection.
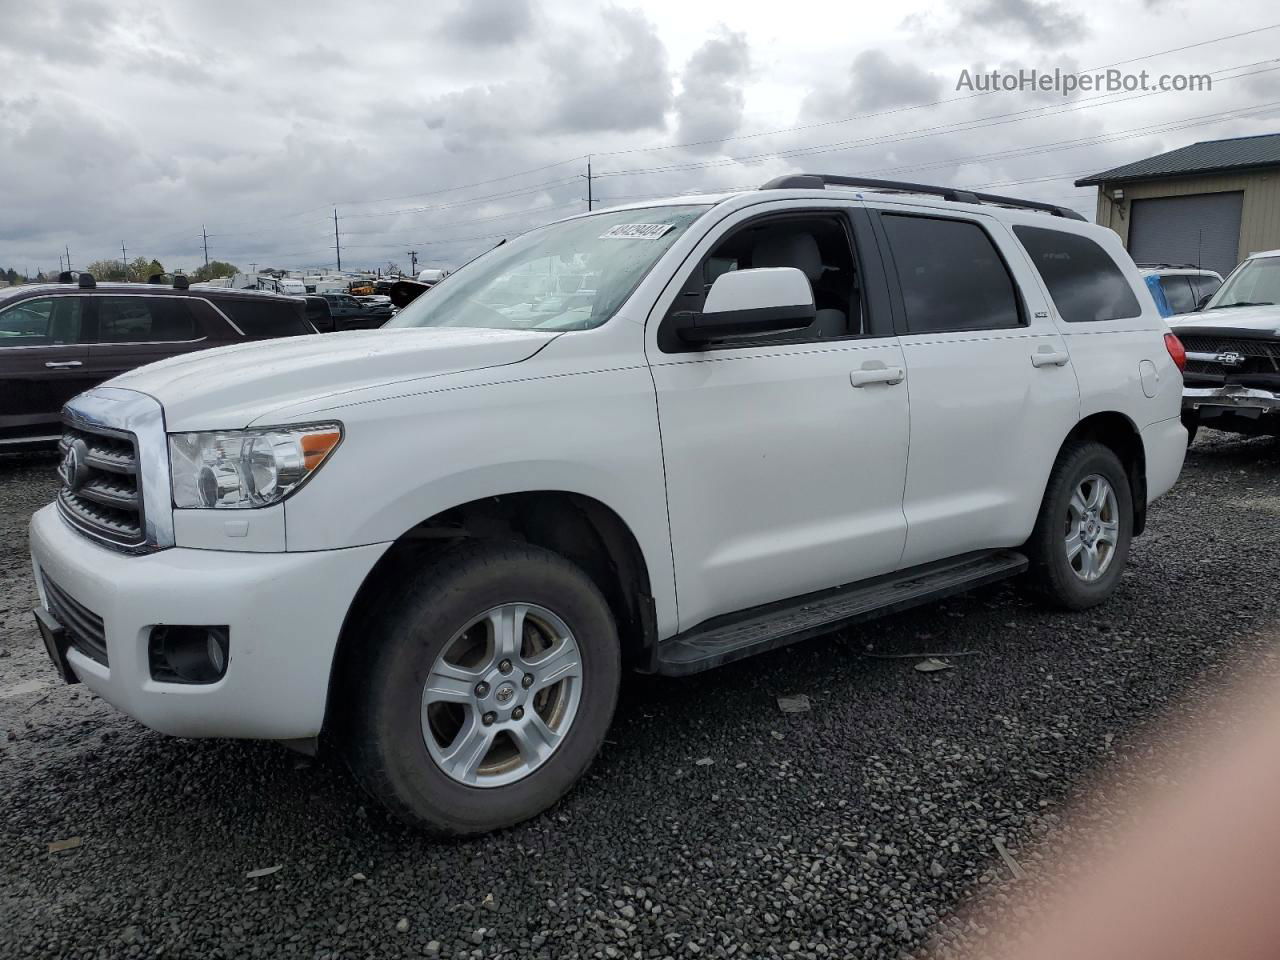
[{"xmin": 29, "ymin": 175, "xmax": 1187, "ymax": 834}]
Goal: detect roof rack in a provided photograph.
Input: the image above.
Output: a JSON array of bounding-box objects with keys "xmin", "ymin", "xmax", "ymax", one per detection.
[
  {"xmin": 1134, "ymin": 262, "xmax": 1199, "ymax": 270},
  {"xmin": 759, "ymin": 174, "xmax": 1088, "ymax": 222}
]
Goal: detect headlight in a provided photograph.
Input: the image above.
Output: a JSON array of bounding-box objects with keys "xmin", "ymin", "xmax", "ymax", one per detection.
[{"xmin": 169, "ymin": 423, "xmax": 342, "ymax": 509}]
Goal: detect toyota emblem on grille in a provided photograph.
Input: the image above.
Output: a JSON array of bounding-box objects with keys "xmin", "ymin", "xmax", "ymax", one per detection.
[
  {"xmin": 1216, "ymin": 350, "xmax": 1246, "ymax": 366},
  {"xmin": 59, "ymin": 438, "xmax": 90, "ymax": 493}
]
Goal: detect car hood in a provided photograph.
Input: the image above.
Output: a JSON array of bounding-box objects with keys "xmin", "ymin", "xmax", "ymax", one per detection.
[
  {"xmin": 1170, "ymin": 304, "xmax": 1280, "ymax": 336},
  {"xmin": 106, "ymin": 326, "xmax": 558, "ymax": 431}
]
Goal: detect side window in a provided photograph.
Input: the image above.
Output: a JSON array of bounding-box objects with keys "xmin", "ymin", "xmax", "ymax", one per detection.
[
  {"xmin": 1013, "ymin": 225, "xmax": 1142, "ymax": 323},
  {"xmin": 1160, "ymin": 276, "xmax": 1196, "ymax": 314},
  {"xmin": 660, "ymin": 213, "xmax": 862, "ymax": 350},
  {"xmin": 881, "ymin": 214, "xmax": 1022, "ymax": 334},
  {"xmin": 98, "ymin": 298, "xmax": 197, "ymax": 342},
  {"xmin": 219, "ymin": 299, "xmax": 311, "ymax": 338},
  {"xmin": 0, "ymin": 297, "xmax": 82, "ymax": 345}
]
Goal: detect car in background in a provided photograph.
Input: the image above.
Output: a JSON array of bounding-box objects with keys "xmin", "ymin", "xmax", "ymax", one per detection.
[
  {"xmin": 416, "ymin": 267, "xmax": 449, "ymax": 286},
  {"xmin": 1138, "ymin": 263, "xmax": 1223, "ymax": 318},
  {"xmin": 1171, "ymin": 249, "xmax": 1280, "ymax": 442},
  {"xmin": 0, "ymin": 274, "xmax": 316, "ymax": 449},
  {"xmin": 318, "ymin": 292, "xmax": 391, "ymax": 330}
]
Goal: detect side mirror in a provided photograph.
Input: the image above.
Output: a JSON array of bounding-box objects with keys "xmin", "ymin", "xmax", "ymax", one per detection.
[
  {"xmin": 674, "ymin": 267, "xmax": 816, "ymax": 344},
  {"xmin": 1195, "ymin": 293, "xmax": 1212, "ymax": 311}
]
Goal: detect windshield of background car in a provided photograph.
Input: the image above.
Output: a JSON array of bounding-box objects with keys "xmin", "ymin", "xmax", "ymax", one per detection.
[
  {"xmin": 1207, "ymin": 256, "xmax": 1280, "ymax": 309},
  {"xmin": 387, "ymin": 205, "xmax": 710, "ymax": 332}
]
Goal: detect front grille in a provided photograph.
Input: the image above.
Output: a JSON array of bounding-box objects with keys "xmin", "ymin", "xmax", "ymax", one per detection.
[
  {"xmin": 1180, "ymin": 334, "xmax": 1280, "ymax": 379},
  {"xmin": 41, "ymin": 572, "xmax": 108, "ymax": 665},
  {"xmin": 57, "ymin": 424, "xmax": 145, "ymax": 548}
]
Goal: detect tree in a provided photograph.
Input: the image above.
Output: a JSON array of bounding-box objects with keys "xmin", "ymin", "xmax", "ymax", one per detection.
[
  {"xmin": 84, "ymin": 259, "xmax": 129, "ymax": 282},
  {"xmin": 123, "ymin": 257, "xmax": 164, "ymax": 282},
  {"xmin": 191, "ymin": 260, "xmax": 240, "ymax": 282}
]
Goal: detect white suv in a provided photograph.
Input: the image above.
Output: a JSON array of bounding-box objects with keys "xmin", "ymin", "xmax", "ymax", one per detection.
[{"xmin": 29, "ymin": 175, "xmax": 1188, "ymax": 834}]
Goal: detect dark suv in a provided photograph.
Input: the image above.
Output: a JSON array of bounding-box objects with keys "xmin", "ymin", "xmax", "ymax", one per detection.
[{"xmin": 0, "ymin": 275, "xmax": 316, "ymax": 448}]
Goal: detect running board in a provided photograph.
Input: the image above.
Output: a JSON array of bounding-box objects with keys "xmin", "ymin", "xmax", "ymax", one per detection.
[{"xmin": 653, "ymin": 550, "xmax": 1028, "ymax": 676}]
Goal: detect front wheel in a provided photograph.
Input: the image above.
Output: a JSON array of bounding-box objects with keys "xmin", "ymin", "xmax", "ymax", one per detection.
[
  {"xmin": 343, "ymin": 541, "xmax": 621, "ymax": 835},
  {"xmin": 1025, "ymin": 441, "xmax": 1133, "ymax": 610}
]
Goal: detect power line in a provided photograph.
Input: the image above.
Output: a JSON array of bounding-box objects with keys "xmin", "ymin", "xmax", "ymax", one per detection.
[
  {"xmin": 592, "ymin": 21, "xmax": 1280, "ymax": 158},
  {"xmin": 594, "ymin": 59, "xmax": 1280, "ymax": 181}
]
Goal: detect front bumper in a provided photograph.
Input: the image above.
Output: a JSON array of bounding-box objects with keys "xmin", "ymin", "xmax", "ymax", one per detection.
[
  {"xmin": 1183, "ymin": 385, "xmax": 1280, "ymax": 415},
  {"xmin": 29, "ymin": 504, "xmax": 386, "ymax": 740}
]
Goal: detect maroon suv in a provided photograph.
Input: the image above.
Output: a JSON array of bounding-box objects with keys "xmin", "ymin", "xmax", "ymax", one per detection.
[{"xmin": 0, "ymin": 275, "xmax": 316, "ymax": 449}]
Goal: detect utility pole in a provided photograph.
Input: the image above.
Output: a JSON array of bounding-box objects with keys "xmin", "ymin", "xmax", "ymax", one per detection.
[
  {"xmin": 333, "ymin": 208, "xmax": 342, "ymax": 271},
  {"xmin": 58, "ymin": 254, "xmax": 64, "ymax": 274},
  {"xmin": 202, "ymin": 225, "xmax": 209, "ymax": 267},
  {"xmin": 121, "ymin": 242, "xmax": 127, "ymax": 279},
  {"xmin": 65, "ymin": 245, "xmax": 72, "ymax": 273},
  {"xmin": 250, "ymin": 262, "xmax": 257, "ymax": 275},
  {"xmin": 407, "ymin": 250, "xmax": 418, "ymax": 275},
  {"xmin": 584, "ymin": 155, "xmax": 593, "ymax": 211}
]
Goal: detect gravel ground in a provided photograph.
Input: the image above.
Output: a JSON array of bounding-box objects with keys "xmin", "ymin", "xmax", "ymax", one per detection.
[{"xmin": 2, "ymin": 433, "xmax": 1279, "ymax": 960}]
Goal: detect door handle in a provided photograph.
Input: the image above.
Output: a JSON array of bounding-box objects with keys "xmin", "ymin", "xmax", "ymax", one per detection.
[
  {"xmin": 44, "ymin": 360, "xmax": 83, "ymax": 369},
  {"xmin": 849, "ymin": 365, "xmax": 905, "ymax": 387},
  {"xmin": 1031, "ymin": 349, "xmax": 1070, "ymax": 368}
]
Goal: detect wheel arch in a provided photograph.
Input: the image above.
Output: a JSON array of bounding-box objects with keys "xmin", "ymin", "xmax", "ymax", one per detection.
[
  {"xmin": 322, "ymin": 490, "xmax": 658, "ymax": 735},
  {"xmin": 1057, "ymin": 411, "xmax": 1148, "ymax": 534}
]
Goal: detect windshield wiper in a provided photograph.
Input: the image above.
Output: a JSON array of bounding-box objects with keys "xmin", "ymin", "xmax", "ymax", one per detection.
[{"xmin": 1209, "ymin": 301, "xmax": 1275, "ymax": 309}]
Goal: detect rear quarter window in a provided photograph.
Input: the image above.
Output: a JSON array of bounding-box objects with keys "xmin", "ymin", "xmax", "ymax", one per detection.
[
  {"xmin": 214, "ymin": 298, "xmax": 313, "ymax": 338},
  {"xmin": 1013, "ymin": 225, "xmax": 1142, "ymax": 323}
]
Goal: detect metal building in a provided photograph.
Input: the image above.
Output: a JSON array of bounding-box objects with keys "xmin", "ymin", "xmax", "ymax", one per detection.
[{"xmin": 1076, "ymin": 133, "xmax": 1280, "ymax": 277}]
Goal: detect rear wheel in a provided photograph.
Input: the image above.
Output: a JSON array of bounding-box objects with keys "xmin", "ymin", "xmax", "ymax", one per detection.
[
  {"xmin": 343, "ymin": 541, "xmax": 620, "ymax": 835},
  {"xmin": 1025, "ymin": 441, "xmax": 1133, "ymax": 610}
]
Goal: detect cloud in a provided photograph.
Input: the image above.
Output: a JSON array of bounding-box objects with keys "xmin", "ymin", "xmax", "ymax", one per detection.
[
  {"xmin": 803, "ymin": 50, "xmax": 942, "ymax": 120},
  {"xmin": 673, "ymin": 28, "xmax": 751, "ymax": 152},
  {"xmin": 966, "ymin": 0, "xmax": 1087, "ymax": 45},
  {"xmin": 541, "ymin": 7, "xmax": 672, "ymax": 134},
  {"xmin": 442, "ymin": 0, "xmax": 535, "ymax": 47}
]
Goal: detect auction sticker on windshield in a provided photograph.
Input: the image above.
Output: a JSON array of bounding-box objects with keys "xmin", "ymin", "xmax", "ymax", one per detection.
[{"xmin": 600, "ymin": 223, "xmax": 676, "ymax": 240}]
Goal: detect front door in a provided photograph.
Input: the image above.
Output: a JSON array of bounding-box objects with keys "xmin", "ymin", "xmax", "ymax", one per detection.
[
  {"xmin": 0, "ymin": 295, "xmax": 94, "ymax": 443},
  {"xmin": 648, "ymin": 204, "xmax": 911, "ymax": 631}
]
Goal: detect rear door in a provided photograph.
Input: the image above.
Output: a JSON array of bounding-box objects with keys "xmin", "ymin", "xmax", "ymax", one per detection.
[
  {"xmin": 870, "ymin": 207, "xmax": 1081, "ymax": 568},
  {"xmin": 0, "ymin": 295, "xmax": 94, "ymax": 442},
  {"xmin": 86, "ymin": 295, "xmax": 207, "ymax": 383}
]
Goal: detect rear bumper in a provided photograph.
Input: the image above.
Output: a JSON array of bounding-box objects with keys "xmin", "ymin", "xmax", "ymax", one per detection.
[
  {"xmin": 29, "ymin": 504, "xmax": 386, "ymax": 740},
  {"xmin": 1141, "ymin": 416, "xmax": 1186, "ymax": 505}
]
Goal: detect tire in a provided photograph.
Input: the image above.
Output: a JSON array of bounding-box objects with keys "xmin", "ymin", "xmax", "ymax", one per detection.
[
  {"xmin": 342, "ymin": 541, "xmax": 621, "ymax": 835},
  {"xmin": 1025, "ymin": 441, "xmax": 1133, "ymax": 611}
]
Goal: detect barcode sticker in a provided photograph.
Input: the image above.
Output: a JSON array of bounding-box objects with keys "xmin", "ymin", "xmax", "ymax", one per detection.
[{"xmin": 599, "ymin": 223, "xmax": 676, "ymax": 240}]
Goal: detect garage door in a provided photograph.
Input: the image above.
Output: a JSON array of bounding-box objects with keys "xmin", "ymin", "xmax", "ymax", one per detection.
[{"xmin": 1128, "ymin": 192, "xmax": 1243, "ymax": 277}]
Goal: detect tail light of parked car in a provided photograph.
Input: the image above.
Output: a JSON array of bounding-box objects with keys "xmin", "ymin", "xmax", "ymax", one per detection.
[{"xmin": 1164, "ymin": 333, "xmax": 1187, "ymax": 373}]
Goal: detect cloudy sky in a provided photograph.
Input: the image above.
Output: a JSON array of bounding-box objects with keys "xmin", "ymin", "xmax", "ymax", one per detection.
[{"xmin": 2, "ymin": 0, "xmax": 1278, "ymax": 277}]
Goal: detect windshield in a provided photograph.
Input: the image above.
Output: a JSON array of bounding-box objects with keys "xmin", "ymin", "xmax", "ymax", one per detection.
[
  {"xmin": 387, "ymin": 205, "xmax": 709, "ymax": 332},
  {"xmin": 1206, "ymin": 256, "xmax": 1280, "ymax": 310}
]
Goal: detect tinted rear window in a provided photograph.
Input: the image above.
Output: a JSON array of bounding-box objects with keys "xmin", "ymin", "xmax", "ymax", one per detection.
[
  {"xmin": 1189, "ymin": 274, "xmax": 1222, "ymax": 302},
  {"xmin": 1013, "ymin": 226, "xmax": 1142, "ymax": 323},
  {"xmin": 1160, "ymin": 275, "xmax": 1196, "ymax": 314},
  {"xmin": 881, "ymin": 214, "xmax": 1022, "ymax": 333},
  {"xmin": 216, "ymin": 298, "xmax": 313, "ymax": 337},
  {"xmin": 98, "ymin": 297, "xmax": 196, "ymax": 342}
]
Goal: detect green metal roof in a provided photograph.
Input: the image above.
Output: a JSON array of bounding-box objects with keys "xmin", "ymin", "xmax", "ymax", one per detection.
[{"xmin": 1075, "ymin": 133, "xmax": 1280, "ymax": 186}]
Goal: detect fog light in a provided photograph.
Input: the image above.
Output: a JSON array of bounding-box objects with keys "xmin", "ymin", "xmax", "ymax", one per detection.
[{"xmin": 148, "ymin": 626, "xmax": 230, "ymax": 684}]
